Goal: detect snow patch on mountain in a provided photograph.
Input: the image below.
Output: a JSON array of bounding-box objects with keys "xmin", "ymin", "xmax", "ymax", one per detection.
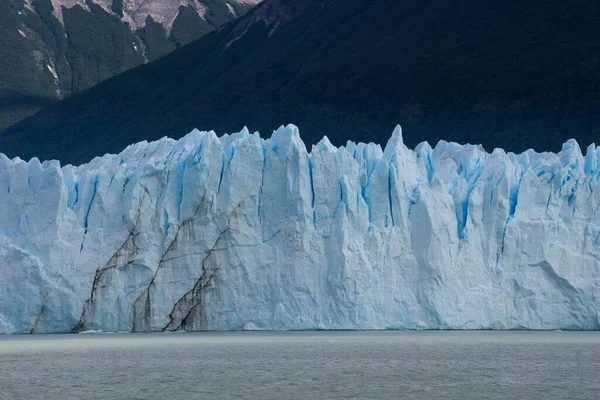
[{"xmin": 32, "ymin": 0, "xmax": 261, "ymax": 32}]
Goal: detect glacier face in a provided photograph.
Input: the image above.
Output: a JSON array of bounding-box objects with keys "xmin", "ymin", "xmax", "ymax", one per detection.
[{"xmin": 1, "ymin": 125, "xmax": 599, "ymax": 334}]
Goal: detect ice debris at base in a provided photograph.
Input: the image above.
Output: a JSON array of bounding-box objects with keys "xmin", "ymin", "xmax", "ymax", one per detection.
[
  {"xmin": 243, "ymin": 322, "xmax": 263, "ymax": 331},
  {"xmin": 1, "ymin": 124, "xmax": 599, "ymax": 334}
]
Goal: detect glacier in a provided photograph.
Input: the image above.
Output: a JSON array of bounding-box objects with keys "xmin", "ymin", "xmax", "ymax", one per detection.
[{"xmin": 1, "ymin": 124, "xmax": 599, "ymax": 334}]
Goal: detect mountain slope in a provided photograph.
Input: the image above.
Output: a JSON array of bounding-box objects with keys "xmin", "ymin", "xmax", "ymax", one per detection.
[
  {"xmin": 2, "ymin": 0, "xmax": 599, "ymax": 165},
  {"xmin": 0, "ymin": 0, "xmax": 260, "ymax": 131}
]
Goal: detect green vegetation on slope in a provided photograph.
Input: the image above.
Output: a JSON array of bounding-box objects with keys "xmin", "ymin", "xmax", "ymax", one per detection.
[
  {"xmin": 62, "ymin": 4, "xmax": 145, "ymax": 93},
  {"xmin": 170, "ymin": 6, "xmax": 216, "ymax": 47},
  {"xmin": 0, "ymin": 0, "xmax": 58, "ymax": 129},
  {"xmin": 136, "ymin": 17, "xmax": 176, "ymax": 62},
  {"xmin": 0, "ymin": 0, "xmax": 258, "ymax": 132}
]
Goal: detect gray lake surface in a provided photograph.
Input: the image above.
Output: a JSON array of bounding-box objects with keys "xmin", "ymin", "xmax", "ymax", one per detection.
[{"xmin": 0, "ymin": 331, "xmax": 599, "ymax": 399}]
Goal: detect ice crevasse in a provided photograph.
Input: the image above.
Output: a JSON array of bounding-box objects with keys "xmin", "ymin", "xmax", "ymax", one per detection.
[{"xmin": 0, "ymin": 124, "xmax": 599, "ymax": 334}]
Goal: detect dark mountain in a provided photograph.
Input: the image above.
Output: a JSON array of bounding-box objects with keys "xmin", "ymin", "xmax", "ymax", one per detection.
[
  {"xmin": 0, "ymin": 0, "xmax": 260, "ymax": 131},
  {"xmin": 2, "ymin": 0, "xmax": 599, "ymax": 165}
]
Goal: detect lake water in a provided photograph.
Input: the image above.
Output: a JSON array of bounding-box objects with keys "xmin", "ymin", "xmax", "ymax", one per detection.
[{"xmin": 0, "ymin": 331, "xmax": 599, "ymax": 399}]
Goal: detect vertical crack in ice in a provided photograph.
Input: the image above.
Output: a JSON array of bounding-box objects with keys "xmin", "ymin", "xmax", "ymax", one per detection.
[
  {"xmin": 387, "ymin": 164, "xmax": 395, "ymax": 227},
  {"xmin": 509, "ymin": 168, "xmax": 523, "ymax": 219},
  {"xmin": 501, "ymin": 165, "xmax": 525, "ymax": 254},
  {"xmin": 132, "ymin": 194, "xmax": 246, "ymax": 332},
  {"xmin": 500, "ymin": 216, "xmax": 512, "ymax": 255},
  {"xmin": 217, "ymin": 155, "xmax": 225, "ymax": 194},
  {"xmin": 455, "ymin": 156, "xmax": 486, "ymax": 240},
  {"xmin": 162, "ymin": 228, "xmax": 282, "ymax": 332},
  {"xmin": 155, "ymin": 199, "xmax": 246, "ymax": 332},
  {"xmin": 426, "ymin": 150, "xmax": 434, "ymax": 183},
  {"xmin": 79, "ymin": 174, "xmax": 99, "ymax": 253},
  {"xmin": 131, "ymin": 197, "xmax": 207, "ymax": 332},
  {"xmin": 308, "ymin": 156, "xmax": 315, "ymax": 208},
  {"xmin": 258, "ymin": 146, "xmax": 266, "ymax": 224},
  {"xmin": 177, "ymin": 163, "xmax": 186, "ymax": 222},
  {"xmin": 308, "ymin": 155, "xmax": 316, "ymax": 225},
  {"xmin": 29, "ymin": 304, "xmax": 46, "ymax": 334},
  {"xmin": 83, "ymin": 175, "xmax": 99, "ymax": 233},
  {"xmin": 160, "ymin": 232, "xmax": 228, "ymax": 332},
  {"xmin": 71, "ymin": 186, "xmax": 148, "ymax": 333},
  {"xmin": 74, "ymin": 182, "xmax": 79, "ymax": 206}
]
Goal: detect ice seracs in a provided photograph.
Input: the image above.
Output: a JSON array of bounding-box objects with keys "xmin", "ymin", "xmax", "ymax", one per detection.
[{"xmin": 0, "ymin": 125, "xmax": 599, "ymax": 334}]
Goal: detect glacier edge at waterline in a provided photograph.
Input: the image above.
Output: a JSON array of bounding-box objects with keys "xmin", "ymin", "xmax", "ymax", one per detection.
[{"xmin": 1, "ymin": 124, "xmax": 599, "ymax": 334}]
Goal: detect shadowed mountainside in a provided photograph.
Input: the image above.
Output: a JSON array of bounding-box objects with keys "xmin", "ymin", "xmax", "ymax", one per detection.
[
  {"xmin": 2, "ymin": 0, "xmax": 599, "ymax": 165},
  {"xmin": 0, "ymin": 0, "xmax": 260, "ymax": 131}
]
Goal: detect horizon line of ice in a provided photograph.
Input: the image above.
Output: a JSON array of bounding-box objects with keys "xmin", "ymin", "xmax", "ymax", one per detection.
[{"xmin": 1, "ymin": 124, "xmax": 597, "ymax": 173}]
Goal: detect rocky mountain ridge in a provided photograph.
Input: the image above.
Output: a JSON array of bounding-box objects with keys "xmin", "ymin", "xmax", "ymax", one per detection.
[{"xmin": 0, "ymin": 0, "xmax": 261, "ymax": 130}]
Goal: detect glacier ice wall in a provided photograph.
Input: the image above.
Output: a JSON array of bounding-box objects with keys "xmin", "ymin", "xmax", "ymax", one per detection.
[{"xmin": 1, "ymin": 125, "xmax": 599, "ymax": 333}]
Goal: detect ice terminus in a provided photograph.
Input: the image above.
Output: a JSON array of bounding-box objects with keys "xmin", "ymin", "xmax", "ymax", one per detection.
[{"xmin": 0, "ymin": 125, "xmax": 599, "ymax": 333}]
